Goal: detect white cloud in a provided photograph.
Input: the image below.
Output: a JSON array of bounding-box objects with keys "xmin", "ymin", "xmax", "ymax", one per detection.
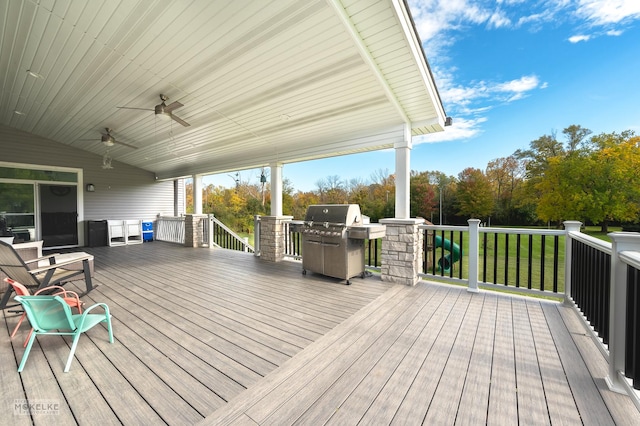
[
  {"xmin": 496, "ymin": 75, "xmax": 539, "ymax": 93},
  {"xmin": 440, "ymin": 75, "xmax": 542, "ymax": 115},
  {"xmin": 413, "ymin": 117, "xmax": 488, "ymax": 145},
  {"xmin": 575, "ymin": 0, "xmax": 640, "ymax": 26},
  {"xmin": 568, "ymin": 34, "xmax": 592, "ymax": 42},
  {"xmin": 488, "ymin": 11, "xmax": 512, "ymax": 28},
  {"xmin": 406, "ymin": 0, "xmax": 639, "ymax": 145}
]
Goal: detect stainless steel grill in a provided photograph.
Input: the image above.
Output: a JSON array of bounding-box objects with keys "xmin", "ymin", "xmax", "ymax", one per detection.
[{"xmin": 301, "ymin": 204, "xmax": 385, "ymax": 284}]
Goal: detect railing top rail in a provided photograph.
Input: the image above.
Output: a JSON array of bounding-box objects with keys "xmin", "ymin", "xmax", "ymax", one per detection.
[
  {"xmin": 210, "ymin": 215, "xmax": 242, "ymax": 240},
  {"xmin": 478, "ymin": 227, "xmax": 564, "ymax": 236},
  {"xmin": 568, "ymin": 230, "xmax": 612, "ymax": 254},
  {"xmin": 157, "ymin": 216, "xmax": 185, "ymax": 221},
  {"xmin": 620, "ymin": 250, "xmax": 640, "ymax": 271},
  {"xmin": 420, "ymin": 224, "xmax": 468, "ymax": 231},
  {"xmin": 209, "ymin": 215, "xmax": 254, "ymax": 252},
  {"xmin": 420, "ymin": 224, "xmax": 564, "ymax": 236}
]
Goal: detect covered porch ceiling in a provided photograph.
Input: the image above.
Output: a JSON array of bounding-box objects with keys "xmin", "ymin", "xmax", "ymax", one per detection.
[{"xmin": 0, "ymin": 0, "xmax": 446, "ymax": 180}]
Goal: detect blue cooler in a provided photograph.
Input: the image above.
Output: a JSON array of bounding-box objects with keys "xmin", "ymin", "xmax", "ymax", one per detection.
[{"xmin": 142, "ymin": 221, "xmax": 153, "ymax": 242}]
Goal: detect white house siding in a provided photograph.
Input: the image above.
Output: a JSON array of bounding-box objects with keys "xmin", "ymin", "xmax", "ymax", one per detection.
[{"xmin": 0, "ymin": 124, "xmax": 181, "ymax": 244}]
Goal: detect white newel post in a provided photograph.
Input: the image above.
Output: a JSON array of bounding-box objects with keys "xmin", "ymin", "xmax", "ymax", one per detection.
[
  {"xmin": 563, "ymin": 221, "xmax": 582, "ymax": 306},
  {"xmin": 467, "ymin": 219, "xmax": 481, "ymax": 293},
  {"xmin": 606, "ymin": 232, "xmax": 640, "ymax": 394},
  {"xmin": 380, "ymin": 218, "xmax": 425, "ymax": 286}
]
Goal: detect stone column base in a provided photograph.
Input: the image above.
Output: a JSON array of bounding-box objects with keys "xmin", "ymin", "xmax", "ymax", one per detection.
[
  {"xmin": 259, "ymin": 216, "xmax": 292, "ymax": 262},
  {"xmin": 184, "ymin": 214, "xmax": 208, "ymax": 247},
  {"xmin": 380, "ymin": 218, "xmax": 425, "ymax": 286}
]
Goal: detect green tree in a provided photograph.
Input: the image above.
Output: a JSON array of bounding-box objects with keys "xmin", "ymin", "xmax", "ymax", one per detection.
[
  {"xmin": 455, "ymin": 167, "xmax": 494, "ymax": 220},
  {"xmin": 409, "ymin": 171, "xmax": 437, "ymax": 220},
  {"xmin": 581, "ymin": 134, "xmax": 640, "ymax": 231},
  {"xmin": 486, "ymin": 155, "xmax": 524, "ymax": 224},
  {"xmin": 535, "ymin": 131, "xmax": 640, "ymax": 231}
]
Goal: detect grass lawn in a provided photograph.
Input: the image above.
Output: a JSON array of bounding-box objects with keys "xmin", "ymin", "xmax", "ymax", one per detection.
[
  {"xmin": 424, "ymin": 225, "xmax": 619, "ymax": 293},
  {"xmin": 248, "ymin": 224, "xmax": 620, "ymax": 294}
]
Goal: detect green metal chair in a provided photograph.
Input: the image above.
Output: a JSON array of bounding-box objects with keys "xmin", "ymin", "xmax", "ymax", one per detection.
[{"xmin": 14, "ymin": 295, "xmax": 113, "ymax": 372}]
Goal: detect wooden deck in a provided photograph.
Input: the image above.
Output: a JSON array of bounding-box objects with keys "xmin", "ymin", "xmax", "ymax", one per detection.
[{"xmin": 1, "ymin": 243, "xmax": 639, "ymax": 425}]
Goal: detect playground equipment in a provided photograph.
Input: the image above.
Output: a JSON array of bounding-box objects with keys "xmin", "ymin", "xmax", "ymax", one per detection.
[{"xmin": 434, "ymin": 235, "xmax": 462, "ymax": 273}]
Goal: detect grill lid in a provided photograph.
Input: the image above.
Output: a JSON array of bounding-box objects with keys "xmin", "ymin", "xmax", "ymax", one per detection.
[{"xmin": 304, "ymin": 204, "xmax": 362, "ymax": 226}]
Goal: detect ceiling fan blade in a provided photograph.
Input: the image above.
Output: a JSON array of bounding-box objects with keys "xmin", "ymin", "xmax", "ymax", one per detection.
[
  {"xmin": 170, "ymin": 114, "xmax": 190, "ymax": 127},
  {"xmin": 163, "ymin": 101, "xmax": 183, "ymax": 113},
  {"xmin": 113, "ymin": 139, "xmax": 138, "ymax": 149},
  {"xmin": 116, "ymin": 106, "xmax": 153, "ymax": 111}
]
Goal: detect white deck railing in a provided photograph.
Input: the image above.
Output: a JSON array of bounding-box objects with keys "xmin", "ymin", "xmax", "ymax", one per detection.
[
  {"xmin": 156, "ymin": 215, "xmax": 253, "ymax": 253},
  {"xmin": 420, "ymin": 220, "xmax": 567, "ymax": 297},
  {"xmin": 155, "ymin": 216, "xmax": 185, "ymax": 244},
  {"xmin": 204, "ymin": 215, "xmax": 254, "ymax": 253}
]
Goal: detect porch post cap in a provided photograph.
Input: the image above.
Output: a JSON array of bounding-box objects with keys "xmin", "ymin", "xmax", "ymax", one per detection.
[
  {"xmin": 379, "ymin": 217, "xmax": 425, "ymax": 225},
  {"xmin": 261, "ymin": 215, "xmax": 294, "ymax": 220},
  {"xmin": 609, "ymin": 232, "xmax": 640, "ymax": 244}
]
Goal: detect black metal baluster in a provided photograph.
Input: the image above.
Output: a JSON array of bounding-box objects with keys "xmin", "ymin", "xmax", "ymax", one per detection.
[
  {"xmin": 540, "ymin": 235, "xmax": 546, "ymax": 291},
  {"xmin": 482, "ymin": 232, "xmax": 488, "ymax": 283},
  {"xmin": 527, "ymin": 235, "xmax": 533, "ymax": 289},
  {"xmin": 449, "ymin": 230, "xmax": 454, "ymax": 278},
  {"xmin": 504, "ymin": 233, "xmax": 510, "ymax": 286},
  {"xmin": 516, "ymin": 234, "xmax": 521, "ymax": 288},
  {"xmin": 458, "ymin": 231, "xmax": 464, "ymax": 279},
  {"xmin": 493, "ymin": 233, "xmax": 498, "ymax": 284}
]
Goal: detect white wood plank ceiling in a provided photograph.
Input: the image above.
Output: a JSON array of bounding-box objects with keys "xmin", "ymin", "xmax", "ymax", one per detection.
[{"xmin": 0, "ymin": 0, "xmax": 447, "ymax": 180}]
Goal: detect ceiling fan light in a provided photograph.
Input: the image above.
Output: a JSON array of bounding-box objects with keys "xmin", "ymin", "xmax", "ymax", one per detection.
[
  {"xmin": 101, "ymin": 135, "xmax": 115, "ymax": 147},
  {"xmin": 154, "ymin": 104, "xmax": 171, "ymax": 120}
]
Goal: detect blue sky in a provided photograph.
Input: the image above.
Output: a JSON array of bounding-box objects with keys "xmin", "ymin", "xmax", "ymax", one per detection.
[{"xmin": 205, "ymin": 0, "xmax": 640, "ymax": 192}]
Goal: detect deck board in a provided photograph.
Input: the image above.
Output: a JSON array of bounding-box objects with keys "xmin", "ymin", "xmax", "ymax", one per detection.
[
  {"xmin": 422, "ymin": 288, "xmax": 483, "ymax": 425},
  {"xmin": 1, "ymin": 242, "xmax": 639, "ymax": 425},
  {"xmin": 454, "ymin": 292, "xmax": 496, "ymax": 425},
  {"xmin": 542, "ymin": 304, "xmax": 616, "ymax": 425},
  {"xmin": 512, "ymin": 298, "xmax": 550, "ymax": 425},
  {"xmin": 527, "ymin": 300, "xmax": 583, "ymax": 425}
]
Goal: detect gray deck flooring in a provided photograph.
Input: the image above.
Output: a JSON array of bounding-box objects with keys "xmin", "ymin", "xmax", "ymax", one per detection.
[{"xmin": 1, "ymin": 243, "xmax": 639, "ymax": 425}]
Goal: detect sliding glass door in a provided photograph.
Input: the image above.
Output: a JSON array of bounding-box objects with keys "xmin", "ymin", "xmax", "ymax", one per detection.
[
  {"xmin": 0, "ymin": 182, "xmax": 35, "ymax": 242},
  {"xmin": 0, "ymin": 164, "xmax": 82, "ymax": 248},
  {"xmin": 39, "ymin": 184, "xmax": 78, "ymax": 247}
]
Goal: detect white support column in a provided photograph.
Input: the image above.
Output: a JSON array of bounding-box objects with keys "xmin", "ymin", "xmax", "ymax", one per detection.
[
  {"xmin": 606, "ymin": 232, "xmax": 640, "ymax": 394},
  {"xmin": 394, "ymin": 124, "xmax": 411, "ymax": 219},
  {"xmin": 467, "ymin": 219, "xmax": 481, "ymax": 293},
  {"xmin": 173, "ymin": 180, "xmax": 180, "ymax": 216},
  {"xmin": 270, "ymin": 163, "xmax": 283, "ymax": 217},
  {"xmin": 193, "ymin": 174, "xmax": 203, "ymax": 214}
]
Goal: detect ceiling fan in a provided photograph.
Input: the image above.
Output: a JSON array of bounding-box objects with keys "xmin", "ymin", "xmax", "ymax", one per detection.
[
  {"xmin": 117, "ymin": 94, "xmax": 190, "ymax": 127},
  {"xmin": 80, "ymin": 128, "xmax": 138, "ymax": 149}
]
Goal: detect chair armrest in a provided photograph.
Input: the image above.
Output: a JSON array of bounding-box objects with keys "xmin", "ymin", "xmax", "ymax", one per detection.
[
  {"xmin": 29, "ymin": 254, "xmax": 92, "ymax": 274},
  {"xmin": 75, "ymin": 303, "xmax": 110, "ymax": 330},
  {"xmin": 35, "ymin": 285, "xmax": 80, "ymax": 299},
  {"xmin": 82, "ymin": 302, "xmax": 109, "ymax": 314},
  {"xmin": 23, "ymin": 253, "xmax": 61, "ymax": 265}
]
